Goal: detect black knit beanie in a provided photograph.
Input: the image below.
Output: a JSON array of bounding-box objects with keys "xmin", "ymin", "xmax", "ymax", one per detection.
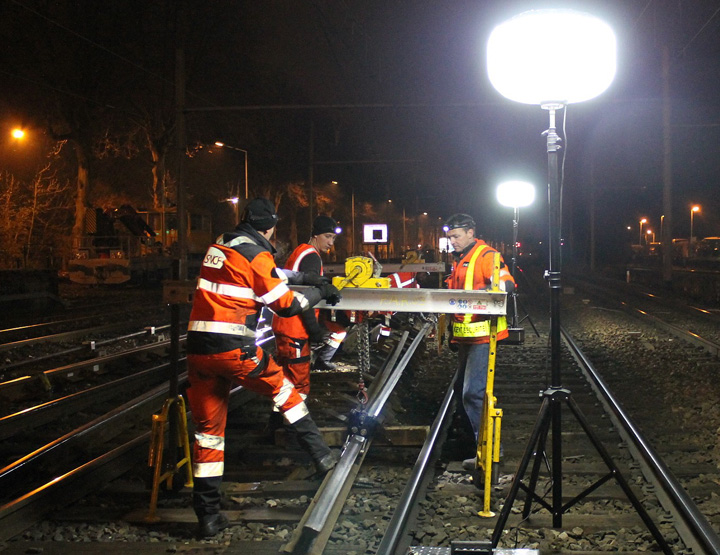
[
  {"xmin": 240, "ymin": 198, "xmax": 278, "ymax": 231},
  {"xmin": 312, "ymin": 215, "xmax": 338, "ymax": 236}
]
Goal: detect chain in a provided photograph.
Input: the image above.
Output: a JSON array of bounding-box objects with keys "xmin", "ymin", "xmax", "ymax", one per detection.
[{"xmin": 357, "ymin": 320, "xmax": 370, "ymax": 404}]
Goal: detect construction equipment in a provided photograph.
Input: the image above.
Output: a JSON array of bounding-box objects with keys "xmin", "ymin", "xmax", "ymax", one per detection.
[{"xmin": 331, "ymin": 255, "xmax": 391, "ymax": 290}]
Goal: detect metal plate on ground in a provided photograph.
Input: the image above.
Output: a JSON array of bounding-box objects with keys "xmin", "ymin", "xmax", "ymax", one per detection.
[{"xmin": 407, "ymin": 549, "xmax": 539, "ymax": 555}]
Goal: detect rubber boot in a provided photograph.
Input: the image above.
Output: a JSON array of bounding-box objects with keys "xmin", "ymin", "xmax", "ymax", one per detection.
[
  {"xmin": 193, "ymin": 476, "xmax": 228, "ymax": 537},
  {"xmin": 291, "ymin": 414, "xmax": 337, "ymax": 474}
]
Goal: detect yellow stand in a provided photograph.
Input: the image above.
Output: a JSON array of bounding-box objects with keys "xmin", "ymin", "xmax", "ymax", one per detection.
[
  {"xmin": 145, "ymin": 395, "xmax": 194, "ymax": 522},
  {"xmin": 477, "ymin": 253, "xmax": 504, "ymax": 518}
]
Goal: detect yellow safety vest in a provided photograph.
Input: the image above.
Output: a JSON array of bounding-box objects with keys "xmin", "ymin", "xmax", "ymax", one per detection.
[{"xmin": 452, "ymin": 244, "xmax": 507, "ymax": 338}]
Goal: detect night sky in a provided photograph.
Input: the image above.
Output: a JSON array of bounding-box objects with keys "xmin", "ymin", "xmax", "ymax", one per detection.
[{"xmin": 2, "ymin": 0, "xmax": 720, "ymax": 264}]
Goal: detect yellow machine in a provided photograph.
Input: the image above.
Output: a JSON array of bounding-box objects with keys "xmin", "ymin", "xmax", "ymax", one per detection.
[{"xmin": 332, "ymin": 256, "xmax": 391, "ymax": 289}]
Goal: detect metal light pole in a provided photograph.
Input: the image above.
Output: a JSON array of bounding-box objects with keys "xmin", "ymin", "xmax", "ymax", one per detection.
[
  {"xmin": 215, "ymin": 142, "xmax": 248, "ymax": 224},
  {"xmin": 497, "ymin": 180, "xmax": 536, "ymax": 344},
  {"xmin": 690, "ymin": 205, "xmax": 700, "ymax": 246},
  {"xmin": 639, "ymin": 218, "xmax": 647, "ymax": 245}
]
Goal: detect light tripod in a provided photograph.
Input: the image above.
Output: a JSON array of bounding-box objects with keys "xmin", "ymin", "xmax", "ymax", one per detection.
[
  {"xmin": 506, "ymin": 205, "xmax": 539, "ymax": 343},
  {"xmin": 488, "ymin": 105, "xmax": 672, "ymax": 554}
]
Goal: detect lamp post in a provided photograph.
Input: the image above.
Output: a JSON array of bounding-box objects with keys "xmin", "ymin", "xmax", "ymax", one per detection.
[
  {"xmin": 647, "ymin": 229, "xmax": 655, "ymax": 243},
  {"xmin": 496, "ymin": 180, "xmax": 536, "ymax": 343},
  {"xmin": 639, "ymin": 217, "xmax": 647, "ymax": 245},
  {"xmin": 690, "ymin": 205, "xmax": 700, "ymax": 246},
  {"xmin": 215, "ymin": 142, "xmax": 248, "ymax": 224},
  {"xmin": 486, "ymin": 9, "xmax": 672, "ymax": 550},
  {"xmin": 660, "ymin": 214, "xmax": 665, "ymax": 241}
]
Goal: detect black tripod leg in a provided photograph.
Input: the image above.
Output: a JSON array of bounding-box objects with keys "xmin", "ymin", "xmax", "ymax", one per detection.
[
  {"xmin": 521, "ymin": 413, "xmax": 551, "ymax": 518},
  {"xmin": 564, "ymin": 396, "xmax": 673, "ymax": 555},
  {"xmin": 517, "ymin": 298, "xmax": 540, "ymax": 337},
  {"xmin": 491, "ymin": 397, "xmax": 552, "ymax": 547}
]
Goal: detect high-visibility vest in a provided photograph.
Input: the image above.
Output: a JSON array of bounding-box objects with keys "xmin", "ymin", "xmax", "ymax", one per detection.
[{"xmin": 451, "ymin": 242, "xmax": 508, "ymax": 340}]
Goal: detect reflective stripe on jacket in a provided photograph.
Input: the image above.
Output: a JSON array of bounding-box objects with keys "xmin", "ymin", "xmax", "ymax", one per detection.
[
  {"xmin": 447, "ymin": 239, "xmax": 514, "ymax": 344},
  {"xmin": 389, "ymin": 272, "xmax": 419, "ymax": 289},
  {"xmin": 187, "ymin": 225, "xmax": 313, "ymax": 354},
  {"xmin": 272, "ymin": 243, "xmax": 322, "ymax": 339}
]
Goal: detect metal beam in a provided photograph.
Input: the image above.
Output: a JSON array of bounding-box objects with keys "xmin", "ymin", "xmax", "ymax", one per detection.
[{"xmin": 291, "ymin": 286, "xmax": 507, "ymax": 315}]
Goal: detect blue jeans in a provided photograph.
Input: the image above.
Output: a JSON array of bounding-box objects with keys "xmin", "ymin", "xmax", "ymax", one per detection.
[{"xmin": 456, "ymin": 343, "xmax": 490, "ymax": 442}]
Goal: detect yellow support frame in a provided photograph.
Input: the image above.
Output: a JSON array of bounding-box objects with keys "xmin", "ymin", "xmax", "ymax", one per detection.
[
  {"xmin": 477, "ymin": 252, "xmax": 503, "ymax": 518},
  {"xmin": 145, "ymin": 395, "xmax": 194, "ymax": 522}
]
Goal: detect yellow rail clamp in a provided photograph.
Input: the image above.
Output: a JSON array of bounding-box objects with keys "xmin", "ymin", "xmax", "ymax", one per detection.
[{"xmin": 331, "ymin": 256, "xmax": 391, "ymax": 289}]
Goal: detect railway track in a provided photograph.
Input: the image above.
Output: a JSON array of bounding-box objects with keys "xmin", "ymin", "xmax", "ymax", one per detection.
[{"xmin": 2, "ymin": 274, "xmax": 720, "ymax": 553}]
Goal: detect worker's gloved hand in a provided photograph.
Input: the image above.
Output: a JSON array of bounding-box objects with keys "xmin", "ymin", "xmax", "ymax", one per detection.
[
  {"xmin": 309, "ymin": 329, "xmax": 330, "ymax": 345},
  {"xmin": 317, "ymin": 283, "xmax": 342, "ymax": 306},
  {"xmin": 302, "ymin": 273, "xmax": 330, "ymax": 287},
  {"xmin": 503, "ymin": 281, "xmax": 516, "ymax": 294}
]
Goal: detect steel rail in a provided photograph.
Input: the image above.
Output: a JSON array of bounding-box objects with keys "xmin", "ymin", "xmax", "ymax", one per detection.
[
  {"xmin": 0, "ymin": 361, "xmax": 175, "ymax": 441},
  {"xmin": 0, "ymin": 319, "xmax": 165, "ymax": 352},
  {"xmin": 0, "ymin": 303, "xmax": 161, "ymax": 338},
  {"xmin": 562, "ymin": 327, "xmax": 720, "ymax": 555},
  {"xmin": 376, "ymin": 365, "xmax": 458, "ymax": 555},
  {"xmin": 0, "ymin": 371, "xmax": 188, "ymax": 495},
  {"xmin": 0, "ymin": 377, "xmax": 245, "ymax": 543},
  {"xmin": 285, "ymin": 323, "xmax": 430, "ymax": 554},
  {"xmin": 574, "ymin": 278, "xmax": 720, "ymax": 357}
]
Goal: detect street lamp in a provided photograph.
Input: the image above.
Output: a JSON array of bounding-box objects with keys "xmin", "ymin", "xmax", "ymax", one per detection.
[
  {"xmin": 639, "ymin": 218, "xmax": 647, "ymax": 245},
  {"xmin": 690, "ymin": 205, "xmax": 700, "ymax": 246},
  {"xmin": 486, "ymin": 8, "xmax": 668, "ymax": 550},
  {"xmin": 496, "ymin": 180, "xmax": 536, "ymax": 343},
  {"xmin": 647, "ymin": 229, "xmax": 655, "ymax": 243},
  {"xmin": 11, "ymin": 128, "xmax": 25, "ymax": 140},
  {"xmin": 215, "ymin": 141, "xmax": 248, "ymax": 224}
]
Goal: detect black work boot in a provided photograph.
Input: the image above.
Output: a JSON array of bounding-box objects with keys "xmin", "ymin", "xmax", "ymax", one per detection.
[
  {"xmin": 313, "ymin": 344, "xmax": 338, "ymax": 370},
  {"xmin": 291, "ymin": 414, "xmax": 334, "ymax": 473},
  {"xmin": 315, "ymin": 451, "xmax": 339, "ymax": 475},
  {"xmin": 193, "ymin": 476, "xmax": 226, "ymax": 537},
  {"xmin": 198, "ymin": 512, "xmax": 229, "ymax": 538}
]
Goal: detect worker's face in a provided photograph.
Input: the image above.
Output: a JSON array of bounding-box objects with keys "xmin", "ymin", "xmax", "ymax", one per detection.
[
  {"xmin": 260, "ymin": 227, "xmax": 276, "ymax": 240},
  {"xmin": 447, "ymin": 227, "xmax": 475, "ymax": 252},
  {"xmin": 312, "ymin": 233, "xmax": 336, "ymax": 253}
]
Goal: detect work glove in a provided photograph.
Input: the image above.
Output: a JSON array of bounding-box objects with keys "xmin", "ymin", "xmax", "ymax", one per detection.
[
  {"xmin": 317, "ymin": 283, "xmax": 342, "ymax": 306},
  {"xmin": 503, "ymin": 281, "xmax": 516, "ymax": 295},
  {"xmin": 302, "ymin": 273, "xmax": 331, "ymax": 287},
  {"xmin": 309, "ymin": 328, "xmax": 331, "ymax": 345}
]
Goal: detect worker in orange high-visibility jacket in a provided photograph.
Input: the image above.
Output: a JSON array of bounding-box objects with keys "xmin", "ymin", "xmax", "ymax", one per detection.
[
  {"xmin": 444, "ymin": 213, "xmax": 515, "ymax": 471},
  {"xmin": 273, "ymin": 215, "xmax": 340, "ymax": 397},
  {"xmin": 186, "ymin": 198, "xmax": 341, "ymax": 538}
]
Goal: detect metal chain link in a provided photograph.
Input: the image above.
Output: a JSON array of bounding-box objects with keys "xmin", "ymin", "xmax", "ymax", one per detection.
[
  {"xmin": 358, "ymin": 320, "xmax": 370, "ymax": 376},
  {"xmin": 357, "ymin": 320, "xmax": 370, "ymax": 405}
]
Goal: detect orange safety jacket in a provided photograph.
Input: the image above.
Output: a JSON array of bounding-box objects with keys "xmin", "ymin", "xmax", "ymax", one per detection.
[
  {"xmin": 272, "ymin": 243, "xmax": 323, "ymax": 340},
  {"xmin": 389, "ymin": 271, "xmax": 419, "ymax": 289},
  {"xmin": 446, "ymin": 239, "xmax": 514, "ymax": 344},
  {"xmin": 187, "ymin": 225, "xmax": 321, "ymax": 355}
]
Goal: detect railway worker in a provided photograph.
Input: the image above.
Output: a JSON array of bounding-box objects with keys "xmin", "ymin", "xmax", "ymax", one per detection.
[
  {"xmin": 444, "ymin": 213, "xmax": 515, "ymax": 470},
  {"xmin": 186, "ymin": 198, "xmax": 342, "ymax": 537},
  {"xmin": 272, "ymin": 215, "xmax": 340, "ymax": 398},
  {"xmin": 308, "ymin": 216, "xmax": 350, "ymax": 371}
]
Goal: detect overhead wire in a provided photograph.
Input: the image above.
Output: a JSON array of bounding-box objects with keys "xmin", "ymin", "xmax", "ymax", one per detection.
[{"xmin": 7, "ymin": 0, "xmax": 218, "ymax": 109}]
